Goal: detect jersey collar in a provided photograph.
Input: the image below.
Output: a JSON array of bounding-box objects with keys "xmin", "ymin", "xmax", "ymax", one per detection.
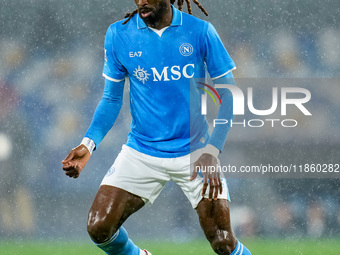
[{"xmin": 137, "ymin": 5, "xmax": 182, "ymax": 29}]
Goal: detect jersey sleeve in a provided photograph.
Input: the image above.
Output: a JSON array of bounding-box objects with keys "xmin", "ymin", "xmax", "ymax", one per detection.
[
  {"xmin": 103, "ymin": 25, "xmax": 127, "ymax": 81},
  {"xmin": 204, "ymin": 23, "xmax": 236, "ymax": 79},
  {"xmin": 84, "ymin": 78, "xmax": 125, "ymax": 148},
  {"xmin": 208, "ymin": 72, "xmax": 236, "ymax": 152}
]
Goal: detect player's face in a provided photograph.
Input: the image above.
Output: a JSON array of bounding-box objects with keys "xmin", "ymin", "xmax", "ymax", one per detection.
[{"xmin": 134, "ymin": 0, "xmax": 170, "ymax": 25}]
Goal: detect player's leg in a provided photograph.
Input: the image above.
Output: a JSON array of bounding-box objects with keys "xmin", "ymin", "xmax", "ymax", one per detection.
[
  {"xmin": 196, "ymin": 198, "xmax": 251, "ymax": 255},
  {"xmin": 87, "ymin": 145, "xmax": 168, "ymax": 255},
  {"xmin": 167, "ymin": 149, "xmax": 251, "ymax": 255},
  {"xmin": 87, "ymin": 185, "xmax": 145, "ymax": 255}
]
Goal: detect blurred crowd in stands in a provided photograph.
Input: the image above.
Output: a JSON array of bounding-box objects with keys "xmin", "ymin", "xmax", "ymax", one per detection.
[{"xmin": 0, "ymin": 0, "xmax": 339, "ymax": 240}]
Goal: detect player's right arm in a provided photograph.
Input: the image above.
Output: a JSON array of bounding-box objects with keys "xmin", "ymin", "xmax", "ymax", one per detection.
[
  {"xmin": 62, "ymin": 144, "xmax": 91, "ymax": 178},
  {"xmin": 62, "ymin": 78, "xmax": 125, "ymax": 178},
  {"xmin": 62, "ymin": 24, "xmax": 126, "ymax": 178}
]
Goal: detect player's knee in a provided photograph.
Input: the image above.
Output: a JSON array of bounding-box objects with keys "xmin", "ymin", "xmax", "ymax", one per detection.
[
  {"xmin": 210, "ymin": 230, "xmax": 236, "ymax": 255},
  {"xmin": 87, "ymin": 215, "xmax": 116, "ymax": 244}
]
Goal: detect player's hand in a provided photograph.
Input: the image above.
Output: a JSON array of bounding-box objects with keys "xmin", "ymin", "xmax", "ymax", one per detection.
[
  {"xmin": 62, "ymin": 145, "xmax": 91, "ymax": 178},
  {"xmin": 191, "ymin": 153, "xmax": 222, "ymax": 201}
]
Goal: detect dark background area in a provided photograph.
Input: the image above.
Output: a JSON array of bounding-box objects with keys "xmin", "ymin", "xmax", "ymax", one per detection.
[{"xmin": 0, "ymin": 0, "xmax": 339, "ymax": 242}]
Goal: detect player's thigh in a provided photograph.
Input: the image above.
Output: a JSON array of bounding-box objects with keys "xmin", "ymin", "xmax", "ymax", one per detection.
[
  {"xmin": 88, "ymin": 185, "xmax": 144, "ymax": 234},
  {"xmin": 169, "ymin": 150, "xmax": 230, "ymax": 209},
  {"xmin": 102, "ymin": 145, "xmax": 170, "ymax": 204},
  {"xmin": 196, "ymin": 198, "xmax": 234, "ymax": 240}
]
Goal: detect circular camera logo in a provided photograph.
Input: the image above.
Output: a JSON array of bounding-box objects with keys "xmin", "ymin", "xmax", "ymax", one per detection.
[{"xmin": 179, "ymin": 43, "xmax": 194, "ymax": 56}]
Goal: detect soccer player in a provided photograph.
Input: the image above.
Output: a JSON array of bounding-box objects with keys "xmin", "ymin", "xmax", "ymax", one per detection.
[{"xmin": 62, "ymin": 0, "xmax": 251, "ymax": 255}]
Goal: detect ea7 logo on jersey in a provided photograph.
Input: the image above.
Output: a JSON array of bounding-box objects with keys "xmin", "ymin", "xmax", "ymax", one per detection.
[{"xmin": 129, "ymin": 51, "xmax": 142, "ymax": 57}]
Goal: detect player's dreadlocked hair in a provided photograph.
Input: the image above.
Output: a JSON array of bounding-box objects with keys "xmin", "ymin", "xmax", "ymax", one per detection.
[{"xmin": 122, "ymin": 0, "xmax": 208, "ymax": 25}]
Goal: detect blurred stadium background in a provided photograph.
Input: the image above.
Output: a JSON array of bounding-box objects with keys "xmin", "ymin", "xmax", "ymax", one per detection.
[{"xmin": 0, "ymin": 0, "xmax": 340, "ymax": 254}]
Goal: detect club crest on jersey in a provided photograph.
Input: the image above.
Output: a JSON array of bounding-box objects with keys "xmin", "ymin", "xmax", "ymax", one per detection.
[
  {"xmin": 133, "ymin": 66, "xmax": 151, "ymax": 84},
  {"xmin": 179, "ymin": 43, "xmax": 194, "ymax": 56}
]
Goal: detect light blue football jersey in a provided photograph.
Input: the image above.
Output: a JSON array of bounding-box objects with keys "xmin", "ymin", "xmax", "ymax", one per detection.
[{"xmin": 103, "ymin": 5, "xmax": 235, "ymax": 158}]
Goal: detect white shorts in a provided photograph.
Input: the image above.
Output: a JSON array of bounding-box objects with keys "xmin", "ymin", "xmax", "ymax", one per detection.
[{"xmin": 101, "ymin": 145, "xmax": 230, "ymax": 209}]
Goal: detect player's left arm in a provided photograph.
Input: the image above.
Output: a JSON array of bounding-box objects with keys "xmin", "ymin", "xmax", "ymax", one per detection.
[
  {"xmin": 208, "ymin": 71, "xmax": 236, "ymax": 152},
  {"xmin": 191, "ymin": 22, "xmax": 236, "ymax": 200},
  {"xmin": 192, "ymin": 72, "xmax": 235, "ymax": 200}
]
